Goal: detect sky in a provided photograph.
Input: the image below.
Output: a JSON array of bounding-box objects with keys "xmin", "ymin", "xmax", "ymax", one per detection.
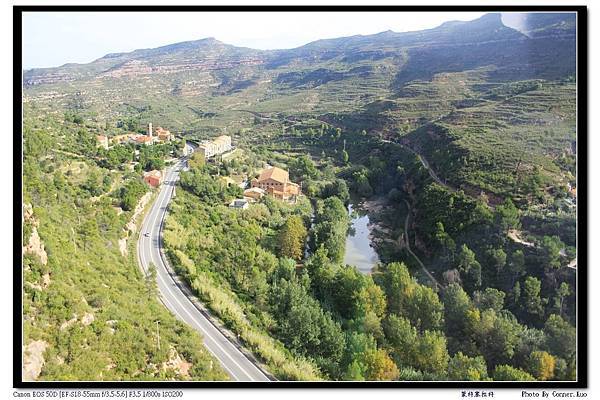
[{"xmin": 22, "ymin": 11, "xmax": 486, "ymax": 69}]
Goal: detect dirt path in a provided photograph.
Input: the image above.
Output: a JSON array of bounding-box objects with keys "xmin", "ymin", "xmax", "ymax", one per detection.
[
  {"xmin": 381, "ymin": 139, "xmax": 458, "ymax": 194},
  {"xmin": 507, "ymin": 228, "xmax": 576, "ymax": 270},
  {"xmin": 507, "ymin": 229, "xmax": 535, "ymax": 247},
  {"xmin": 90, "ymin": 175, "xmax": 121, "ymax": 203}
]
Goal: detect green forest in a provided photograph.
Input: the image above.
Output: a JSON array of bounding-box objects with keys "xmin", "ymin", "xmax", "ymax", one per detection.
[{"xmin": 162, "ymin": 130, "xmax": 576, "ymax": 381}]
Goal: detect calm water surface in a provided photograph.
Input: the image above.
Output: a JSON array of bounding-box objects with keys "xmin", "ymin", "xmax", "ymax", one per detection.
[{"xmin": 343, "ymin": 202, "xmax": 379, "ymax": 274}]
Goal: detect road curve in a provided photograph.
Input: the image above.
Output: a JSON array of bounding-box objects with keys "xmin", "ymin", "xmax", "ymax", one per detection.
[{"xmin": 137, "ymin": 150, "xmax": 270, "ymax": 382}]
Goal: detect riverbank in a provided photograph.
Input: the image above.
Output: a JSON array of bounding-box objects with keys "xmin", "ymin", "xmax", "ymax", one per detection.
[
  {"xmin": 344, "ymin": 196, "xmax": 406, "ymax": 272},
  {"xmin": 348, "ymin": 195, "xmax": 439, "ymax": 287}
]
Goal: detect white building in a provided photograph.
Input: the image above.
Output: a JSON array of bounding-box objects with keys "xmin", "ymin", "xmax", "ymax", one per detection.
[
  {"xmin": 229, "ymin": 198, "xmax": 249, "ymax": 210},
  {"xmin": 196, "ymin": 135, "xmax": 232, "ymax": 158}
]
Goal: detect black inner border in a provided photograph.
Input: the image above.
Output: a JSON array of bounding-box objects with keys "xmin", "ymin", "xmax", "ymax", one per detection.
[{"xmin": 13, "ymin": 4, "xmax": 588, "ymax": 389}]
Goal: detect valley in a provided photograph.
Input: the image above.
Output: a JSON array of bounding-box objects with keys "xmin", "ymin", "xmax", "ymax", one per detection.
[{"xmin": 22, "ymin": 12, "xmax": 578, "ymax": 382}]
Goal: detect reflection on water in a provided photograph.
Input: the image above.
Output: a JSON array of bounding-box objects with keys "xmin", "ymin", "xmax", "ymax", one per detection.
[{"xmin": 343, "ymin": 202, "xmax": 380, "ymax": 274}]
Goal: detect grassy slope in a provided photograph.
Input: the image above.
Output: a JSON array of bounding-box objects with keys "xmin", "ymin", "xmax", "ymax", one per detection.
[{"xmin": 23, "ymin": 112, "xmax": 228, "ymax": 381}]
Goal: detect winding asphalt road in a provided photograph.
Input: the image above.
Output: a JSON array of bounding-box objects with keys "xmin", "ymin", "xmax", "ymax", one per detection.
[{"xmin": 137, "ymin": 147, "xmax": 270, "ymax": 382}]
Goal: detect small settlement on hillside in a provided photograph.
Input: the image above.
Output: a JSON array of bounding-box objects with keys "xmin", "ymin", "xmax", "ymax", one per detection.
[
  {"xmin": 96, "ymin": 122, "xmax": 173, "ymax": 148},
  {"xmin": 96, "ymin": 122, "xmax": 174, "ymax": 188}
]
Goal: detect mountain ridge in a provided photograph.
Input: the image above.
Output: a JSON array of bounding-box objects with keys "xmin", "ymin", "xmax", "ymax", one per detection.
[{"xmin": 23, "ymin": 13, "xmax": 572, "ymax": 86}]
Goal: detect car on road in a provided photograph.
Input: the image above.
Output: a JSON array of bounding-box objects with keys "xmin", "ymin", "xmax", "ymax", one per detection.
[{"xmin": 144, "ymin": 232, "xmax": 150, "ymax": 237}]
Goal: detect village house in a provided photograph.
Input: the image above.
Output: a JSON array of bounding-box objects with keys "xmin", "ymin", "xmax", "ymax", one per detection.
[
  {"xmin": 143, "ymin": 170, "xmax": 163, "ymax": 188},
  {"xmin": 154, "ymin": 126, "xmax": 173, "ymax": 142},
  {"xmin": 196, "ymin": 135, "xmax": 232, "ymax": 159},
  {"xmin": 243, "ymin": 187, "xmax": 266, "ymax": 202},
  {"xmin": 251, "ymin": 166, "xmax": 300, "ymax": 202},
  {"xmin": 96, "ymin": 135, "xmax": 109, "ymax": 150},
  {"xmin": 135, "ymin": 135, "xmax": 154, "ymax": 146},
  {"xmin": 111, "ymin": 134, "xmax": 134, "ymax": 145},
  {"xmin": 229, "ymin": 198, "xmax": 249, "ymax": 210}
]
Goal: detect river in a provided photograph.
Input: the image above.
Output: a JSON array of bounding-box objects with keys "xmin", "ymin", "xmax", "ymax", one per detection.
[{"xmin": 343, "ymin": 201, "xmax": 380, "ymax": 274}]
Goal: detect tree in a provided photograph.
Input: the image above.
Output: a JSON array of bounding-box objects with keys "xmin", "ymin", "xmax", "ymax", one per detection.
[
  {"xmin": 508, "ymin": 250, "xmax": 526, "ymax": 286},
  {"xmin": 360, "ymin": 311, "xmax": 384, "ymax": 342},
  {"xmin": 527, "ymin": 351, "xmax": 555, "ymax": 381},
  {"xmin": 305, "ymin": 245, "xmax": 335, "ymax": 301},
  {"xmin": 384, "ymin": 314, "xmax": 449, "ymax": 375},
  {"xmin": 524, "ymin": 166, "xmax": 544, "ymax": 199},
  {"xmin": 378, "ymin": 262, "xmax": 443, "ymax": 332},
  {"xmin": 321, "ymin": 179, "xmax": 350, "ymax": 204},
  {"xmin": 522, "ymin": 276, "xmax": 545, "ymax": 319},
  {"xmin": 513, "ymin": 326, "xmax": 545, "ymax": 369},
  {"xmin": 79, "ymin": 217, "xmax": 99, "ymax": 250},
  {"xmin": 494, "ymin": 199, "xmax": 520, "ymax": 234},
  {"xmin": 313, "ymin": 196, "xmax": 349, "ymax": 263},
  {"xmin": 289, "ymin": 155, "xmax": 318, "ymax": 181},
  {"xmin": 384, "ymin": 314, "xmax": 418, "ymax": 362},
  {"xmin": 488, "ymin": 247, "xmax": 507, "ymax": 278},
  {"xmin": 493, "ymin": 365, "xmax": 535, "ymax": 381},
  {"xmin": 331, "ymin": 266, "xmax": 367, "ymax": 320},
  {"xmin": 434, "ymin": 222, "xmax": 456, "ymax": 262},
  {"xmin": 540, "ymin": 235, "xmax": 564, "ymax": 271},
  {"xmin": 448, "ymin": 352, "xmax": 488, "ymax": 381},
  {"xmin": 412, "ymin": 330, "xmax": 450, "ymax": 375},
  {"xmin": 442, "ymin": 283, "xmax": 473, "ymax": 338},
  {"xmin": 82, "ymin": 169, "xmax": 103, "ymax": 197},
  {"xmin": 509, "ymin": 281, "xmax": 521, "ymax": 310},
  {"xmin": 119, "ymin": 178, "xmax": 147, "ymax": 211},
  {"xmin": 189, "ymin": 151, "xmax": 205, "ymax": 169},
  {"xmin": 405, "ymin": 285, "xmax": 444, "ymax": 332},
  {"xmin": 351, "ymin": 169, "xmax": 373, "ymax": 198},
  {"xmin": 269, "ymin": 278, "xmax": 345, "ymax": 374},
  {"xmin": 544, "ymin": 314, "xmax": 576, "ymax": 361},
  {"xmin": 553, "ymin": 357, "xmax": 569, "ymax": 381},
  {"xmin": 469, "ymin": 309, "xmax": 524, "ymax": 367},
  {"xmin": 342, "ymin": 149, "xmax": 349, "ymax": 164},
  {"xmin": 553, "ymin": 282, "xmax": 570, "ymax": 317},
  {"xmin": 474, "ymin": 288, "xmax": 506, "ymax": 312},
  {"xmin": 343, "ymin": 359, "xmax": 365, "ymax": 381},
  {"xmin": 359, "ymin": 280, "xmax": 387, "ymax": 318},
  {"xmin": 341, "ymin": 331, "xmax": 376, "ymax": 379},
  {"xmin": 279, "ymin": 216, "xmax": 308, "ymax": 261},
  {"xmin": 456, "ymin": 244, "xmax": 482, "ymax": 292},
  {"xmin": 362, "ymin": 349, "xmax": 399, "ymax": 381}
]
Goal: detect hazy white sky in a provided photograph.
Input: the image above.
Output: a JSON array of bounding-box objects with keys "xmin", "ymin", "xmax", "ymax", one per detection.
[{"xmin": 22, "ymin": 11, "xmax": 486, "ymax": 69}]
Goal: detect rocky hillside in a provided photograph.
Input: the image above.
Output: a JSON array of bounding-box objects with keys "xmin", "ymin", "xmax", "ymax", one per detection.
[
  {"xmin": 24, "ymin": 13, "xmax": 575, "ymax": 89},
  {"xmin": 22, "ymin": 12, "xmax": 577, "ymax": 197}
]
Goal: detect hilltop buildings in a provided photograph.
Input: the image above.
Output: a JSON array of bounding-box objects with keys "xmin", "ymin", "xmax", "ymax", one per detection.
[
  {"xmin": 99, "ymin": 123, "xmax": 174, "ymax": 148},
  {"xmin": 251, "ymin": 166, "xmax": 300, "ymax": 201},
  {"xmin": 196, "ymin": 135, "xmax": 232, "ymax": 159}
]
